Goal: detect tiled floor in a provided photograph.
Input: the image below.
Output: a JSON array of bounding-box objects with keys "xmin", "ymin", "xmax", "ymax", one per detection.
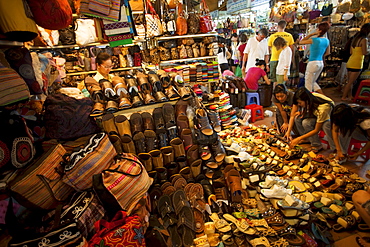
[{"xmin": 252, "ymin": 85, "xmax": 370, "ymax": 246}]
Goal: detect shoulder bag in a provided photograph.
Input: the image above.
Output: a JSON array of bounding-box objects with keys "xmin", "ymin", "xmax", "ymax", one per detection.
[
  {"xmin": 145, "ymin": 0, "xmax": 163, "ymax": 37},
  {"xmin": 176, "ymin": 3, "xmax": 188, "ymax": 35},
  {"xmin": 199, "ymin": 0, "xmax": 213, "ymax": 33}
]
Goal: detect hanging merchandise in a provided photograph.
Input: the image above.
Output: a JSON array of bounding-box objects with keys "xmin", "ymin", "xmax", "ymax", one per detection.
[
  {"xmin": 75, "ymin": 18, "xmax": 99, "ymax": 46},
  {"xmin": 321, "ymin": 3, "xmax": 333, "ymax": 16},
  {"xmin": 129, "ymin": 0, "xmax": 144, "ymax": 11},
  {"xmin": 145, "ymin": 0, "xmax": 163, "ymax": 37},
  {"xmin": 26, "ymin": 0, "xmax": 72, "ymax": 30},
  {"xmin": 337, "ymin": 0, "xmax": 351, "ymax": 13},
  {"xmin": 362, "ymin": 0, "xmax": 370, "ymax": 12},
  {"xmin": 0, "ymin": 0, "xmax": 38, "ymax": 42},
  {"xmin": 59, "ymin": 23, "xmax": 77, "ymax": 45},
  {"xmin": 309, "ymin": 3, "xmax": 322, "ymax": 21},
  {"xmin": 176, "ymin": 3, "xmax": 188, "ymax": 35},
  {"xmin": 103, "ymin": 5, "xmax": 134, "ymax": 47},
  {"xmin": 5, "ymin": 47, "xmax": 43, "ymax": 95},
  {"xmin": 199, "ymin": 0, "xmax": 213, "ymax": 33},
  {"xmin": 350, "ymin": 0, "xmax": 361, "ymax": 13},
  {"xmin": 187, "ymin": 0, "xmax": 200, "ymax": 34},
  {"xmin": 80, "ymin": 0, "xmax": 121, "ymax": 21}
]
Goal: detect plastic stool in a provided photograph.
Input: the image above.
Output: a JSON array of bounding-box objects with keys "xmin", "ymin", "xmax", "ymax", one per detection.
[
  {"xmin": 319, "ymin": 130, "xmax": 330, "ymax": 149},
  {"xmin": 245, "ymin": 92, "xmax": 260, "ymax": 105},
  {"xmin": 348, "ymin": 138, "xmax": 370, "ymax": 160},
  {"xmin": 245, "ymin": 104, "xmax": 264, "ymax": 123},
  {"xmin": 353, "ymin": 80, "xmax": 370, "ymax": 105}
]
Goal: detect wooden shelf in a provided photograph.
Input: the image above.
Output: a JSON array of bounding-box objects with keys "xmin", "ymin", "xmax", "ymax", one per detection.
[
  {"xmin": 159, "ymin": 56, "xmax": 217, "ymax": 64},
  {"xmin": 156, "ymin": 33, "xmax": 218, "ymax": 40},
  {"xmin": 66, "ymin": 66, "xmax": 142, "ymax": 76},
  {"xmin": 28, "ymin": 42, "xmax": 108, "ymax": 50}
]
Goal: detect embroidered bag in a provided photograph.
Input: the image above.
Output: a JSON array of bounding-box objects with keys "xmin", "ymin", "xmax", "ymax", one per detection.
[
  {"xmin": 145, "ymin": 0, "xmax": 163, "ymax": 37},
  {"xmin": 62, "ymin": 132, "xmax": 117, "ymax": 191},
  {"xmin": 88, "ymin": 211, "xmax": 146, "ymax": 247},
  {"xmin": 321, "ymin": 3, "xmax": 333, "ymax": 16}
]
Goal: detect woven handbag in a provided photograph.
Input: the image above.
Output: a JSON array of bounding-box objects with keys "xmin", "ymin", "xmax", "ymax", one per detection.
[
  {"xmin": 9, "ymin": 144, "xmax": 75, "ymax": 210},
  {"xmin": 199, "ymin": 0, "xmax": 213, "ymax": 33},
  {"xmin": 62, "ymin": 132, "xmax": 117, "ymax": 191},
  {"xmin": 93, "ymin": 153, "xmax": 153, "ymax": 217},
  {"xmin": 145, "ymin": 0, "xmax": 163, "ymax": 37}
]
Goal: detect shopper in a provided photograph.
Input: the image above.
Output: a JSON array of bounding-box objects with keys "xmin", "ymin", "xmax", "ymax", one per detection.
[
  {"xmin": 342, "ymin": 23, "xmax": 370, "ymax": 101},
  {"xmin": 331, "ymin": 103, "xmax": 370, "ymax": 161},
  {"xmin": 299, "ymin": 22, "xmax": 330, "ymax": 94},
  {"xmin": 244, "ymin": 59, "xmax": 270, "ymax": 91},
  {"xmin": 284, "ymin": 87, "xmax": 334, "ymax": 153},
  {"xmin": 289, "ymin": 33, "xmax": 301, "ymax": 88},
  {"xmin": 273, "ymin": 37, "xmax": 292, "ymax": 84},
  {"xmin": 237, "ymin": 33, "xmax": 248, "ymax": 69},
  {"xmin": 353, "ymin": 189, "xmax": 370, "ymax": 247},
  {"xmin": 94, "ymin": 52, "xmax": 113, "ymax": 81},
  {"xmin": 268, "ymin": 20, "xmax": 294, "ymax": 84},
  {"xmin": 218, "ymin": 42, "xmax": 231, "ymax": 73},
  {"xmin": 272, "ymin": 84, "xmax": 296, "ymax": 134},
  {"xmin": 241, "ymin": 28, "xmax": 269, "ymax": 77},
  {"xmin": 229, "ymin": 33, "xmax": 239, "ymax": 73}
]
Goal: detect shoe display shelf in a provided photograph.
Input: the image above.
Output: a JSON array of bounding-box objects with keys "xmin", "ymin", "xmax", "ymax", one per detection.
[{"xmin": 65, "ymin": 66, "xmax": 143, "ymax": 76}]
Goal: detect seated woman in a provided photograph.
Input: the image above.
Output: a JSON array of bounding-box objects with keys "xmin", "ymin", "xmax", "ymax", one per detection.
[
  {"xmin": 331, "ymin": 103, "xmax": 370, "ymax": 161},
  {"xmin": 272, "ymin": 84, "xmax": 297, "ymax": 134},
  {"xmin": 284, "ymin": 87, "xmax": 335, "ymax": 153},
  {"xmin": 244, "ymin": 59, "xmax": 270, "ymax": 91}
]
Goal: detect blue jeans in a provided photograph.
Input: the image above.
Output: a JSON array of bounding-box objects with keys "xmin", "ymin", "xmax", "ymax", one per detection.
[{"xmin": 295, "ymin": 117, "xmax": 334, "ymax": 148}]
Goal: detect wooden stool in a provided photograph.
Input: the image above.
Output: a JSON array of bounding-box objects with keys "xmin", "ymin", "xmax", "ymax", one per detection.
[
  {"xmin": 245, "ymin": 92, "xmax": 260, "ymax": 105},
  {"xmin": 245, "ymin": 104, "xmax": 264, "ymax": 123},
  {"xmin": 353, "ymin": 80, "xmax": 370, "ymax": 105}
]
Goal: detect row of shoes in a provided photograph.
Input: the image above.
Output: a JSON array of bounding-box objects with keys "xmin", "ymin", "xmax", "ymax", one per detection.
[
  {"xmin": 85, "ymin": 69, "xmax": 193, "ymax": 117},
  {"xmin": 207, "ymin": 92, "xmax": 238, "ymax": 130}
]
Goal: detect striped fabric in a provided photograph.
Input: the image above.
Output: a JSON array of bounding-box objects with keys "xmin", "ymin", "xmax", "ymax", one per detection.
[
  {"xmin": 63, "ymin": 133, "xmax": 117, "ymax": 191},
  {"xmin": 10, "ymin": 144, "xmax": 75, "ymax": 210},
  {"xmin": 0, "ymin": 64, "xmax": 30, "ymax": 107},
  {"xmin": 102, "ymin": 154, "xmax": 153, "ymax": 215},
  {"xmin": 80, "ymin": 0, "xmax": 120, "ymax": 21}
]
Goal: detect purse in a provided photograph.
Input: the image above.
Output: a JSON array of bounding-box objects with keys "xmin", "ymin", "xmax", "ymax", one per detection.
[
  {"xmin": 93, "ymin": 153, "xmax": 153, "ymax": 216},
  {"xmin": 62, "ymin": 133, "xmax": 117, "ymax": 191},
  {"xmin": 75, "ymin": 18, "xmax": 98, "ymax": 46},
  {"xmin": 129, "ymin": 0, "xmax": 144, "ymax": 11},
  {"xmin": 58, "ymin": 23, "xmax": 76, "ymax": 45},
  {"xmin": 9, "ymin": 144, "xmax": 75, "ymax": 210},
  {"xmin": 145, "ymin": 0, "xmax": 163, "ymax": 37},
  {"xmin": 88, "ymin": 211, "xmax": 146, "ymax": 247},
  {"xmin": 199, "ymin": 0, "xmax": 213, "ymax": 33},
  {"xmin": 175, "ymin": 3, "xmax": 187, "ymax": 35},
  {"xmin": 321, "ymin": 3, "xmax": 333, "ymax": 16},
  {"xmin": 171, "ymin": 47, "xmax": 179, "ymax": 59},
  {"xmin": 80, "ymin": 0, "xmax": 120, "ymax": 21}
]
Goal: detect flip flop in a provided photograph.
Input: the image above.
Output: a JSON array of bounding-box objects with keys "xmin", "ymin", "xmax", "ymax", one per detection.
[{"xmin": 177, "ymin": 206, "xmax": 196, "ymax": 247}]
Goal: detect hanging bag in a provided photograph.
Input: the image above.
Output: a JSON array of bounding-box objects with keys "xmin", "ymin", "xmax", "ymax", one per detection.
[
  {"xmin": 199, "ymin": 0, "xmax": 213, "ymax": 33},
  {"xmin": 145, "ymin": 0, "xmax": 163, "ymax": 37},
  {"xmin": 75, "ymin": 19, "xmax": 98, "ymax": 46},
  {"xmin": 187, "ymin": 0, "xmax": 200, "ymax": 34},
  {"xmin": 80, "ymin": 0, "xmax": 120, "ymax": 21},
  {"xmin": 321, "ymin": 3, "xmax": 333, "ymax": 16},
  {"xmin": 176, "ymin": 3, "xmax": 187, "ymax": 35}
]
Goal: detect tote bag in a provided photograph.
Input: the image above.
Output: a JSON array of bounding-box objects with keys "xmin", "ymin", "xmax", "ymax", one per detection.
[{"xmin": 145, "ymin": 0, "xmax": 163, "ymax": 37}]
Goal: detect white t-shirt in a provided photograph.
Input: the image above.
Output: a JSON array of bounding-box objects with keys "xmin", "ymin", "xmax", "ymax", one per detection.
[
  {"xmin": 93, "ymin": 71, "xmax": 113, "ymax": 82},
  {"xmin": 243, "ymin": 36, "xmax": 269, "ymax": 72},
  {"xmin": 276, "ymin": 46, "xmax": 292, "ymax": 76},
  {"xmin": 218, "ymin": 47, "xmax": 229, "ymax": 64}
]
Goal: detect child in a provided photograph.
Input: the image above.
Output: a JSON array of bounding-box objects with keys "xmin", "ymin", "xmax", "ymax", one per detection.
[
  {"xmin": 273, "ymin": 37, "xmax": 292, "ymax": 84},
  {"xmin": 272, "ymin": 84, "xmax": 297, "ymax": 134},
  {"xmin": 244, "ymin": 59, "xmax": 271, "ymax": 91}
]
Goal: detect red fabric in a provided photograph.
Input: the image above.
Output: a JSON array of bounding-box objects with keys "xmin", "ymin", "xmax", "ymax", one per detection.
[
  {"xmin": 238, "ymin": 43, "xmax": 246, "ymax": 56},
  {"xmin": 26, "ymin": 0, "xmax": 72, "ymax": 30},
  {"xmin": 244, "ymin": 67, "xmax": 266, "ymax": 91}
]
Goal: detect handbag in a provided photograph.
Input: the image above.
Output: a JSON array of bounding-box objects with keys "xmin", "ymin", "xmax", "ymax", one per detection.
[
  {"xmin": 129, "ymin": 0, "xmax": 144, "ymax": 11},
  {"xmin": 59, "ymin": 22, "xmax": 77, "ymax": 45},
  {"xmin": 88, "ymin": 211, "xmax": 146, "ymax": 247},
  {"xmin": 0, "ymin": 62, "xmax": 30, "ymax": 107},
  {"xmin": 199, "ymin": 0, "xmax": 213, "ymax": 33},
  {"xmin": 93, "ymin": 153, "xmax": 153, "ymax": 216},
  {"xmin": 62, "ymin": 133, "xmax": 117, "ymax": 191},
  {"xmin": 9, "ymin": 144, "xmax": 75, "ymax": 210},
  {"xmin": 80, "ymin": 0, "xmax": 120, "ymax": 21},
  {"xmin": 308, "ymin": 8, "xmax": 321, "ymax": 21},
  {"xmin": 321, "ymin": 3, "xmax": 333, "ymax": 16},
  {"xmin": 43, "ymin": 93, "xmax": 101, "ymax": 140},
  {"xmin": 145, "ymin": 0, "xmax": 163, "ymax": 37},
  {"xmin": 176, "ymin": 3, "xmax": 187, "ymax": 35},
  {"xmin": 75, "ymin": 18, "xmax": 98, "ymax": 46}
]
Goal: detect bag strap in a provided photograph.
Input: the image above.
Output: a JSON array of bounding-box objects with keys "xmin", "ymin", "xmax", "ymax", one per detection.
[
  {"xmin": 146, "ymin": 0, "xmax": 157, "ymax": 15},
  {"xmin": 103, "ymin": 155, "xmax": 143, "ymax": 176}
]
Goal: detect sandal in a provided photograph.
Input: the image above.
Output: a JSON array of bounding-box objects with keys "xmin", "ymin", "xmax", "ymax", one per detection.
[
  {"xmin": 177, "ymin": 206, "xmax": 196, "ymax": 247},
  {"xmin": 332, "ymin": 214, "xmax": 357, "ymax": 231},
  {"xmin": 209, "ymin": 213, "xmax": 232, "ymax": 233},
  {"xmin": 223, "ymin": 213, "xmax": 256, "ymax": 235},
  {"xmin": 248, "ymin": 237, "xmax": 271, "ymax": 247}
]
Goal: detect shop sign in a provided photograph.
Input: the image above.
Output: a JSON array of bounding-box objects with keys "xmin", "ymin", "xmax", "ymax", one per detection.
[
  {"xmin": 227, "ymin": 0, "xmax": 250, "ymax": 14},
  {"xmin": 250, "ymin": 0, "xmax": 268, "ymax": 8}
]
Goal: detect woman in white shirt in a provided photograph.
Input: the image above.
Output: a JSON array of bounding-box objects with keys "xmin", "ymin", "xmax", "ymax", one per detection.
[
  {"xmin": 273, "ymin": 37, "xmax": 292, "ymax": 84},
  {"xmin": 218, "ymin": 42, "xmax": 231, "ymax": 73}
]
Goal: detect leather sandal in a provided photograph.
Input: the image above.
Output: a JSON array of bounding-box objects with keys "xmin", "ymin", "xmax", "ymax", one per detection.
[
  {"xmin": 190, "ymin": 159, "xmax": 202, "ymax": 178},
  {"xmin": 153, "ymin": 107, "xmax": 165, "ymax": 129},
  {"xmin": 162, "ymin": 103, "xmax": 176, "ymax": 124},
  {"xmin": 102, "ymin": 113, "xmax": 118, "ymax": 135},
  {"xmin": 170, "ymin": 137, "xmax": 186, "ymax": 161},
  {"xmin": 211, "ymin": 140, "xmax": 226, "ymax": 162},
  {"xmin": 181, "ymin": 128, "xmax": 193, "ymax": 151},
  {"xmin": 196, "ymin": 109, "xmax": 213, "ymax": 136},
  {"xmin": 133, "ymin": 131, "xmax": 146, "ymax": 154},
  {"xmin": 144, "ymin": 129, "xmax": 158, "ymax": 152},
  {"xmin": 130, "ymin": 112, "xmax": 143, "ymax": 135},
  {"xmin": 99, "ymin": 79, "xmax": 117, "ymax": 99},
  {"xmin": 186, "ymin": 144, "xmax": 199, "ymax": 165},
  {"xmin": 175, "ymin": 99, "xmax": 188, "ymax": 116},
  {"xmin": 141, "ymin": 112, "xmax": 155, "ymax": 130},
  {"xmin": 121, "ymin": 135, "xmax": 136, "ymax": 154},
  {"xmin": 114, "ymin": 115, "xmax": 131, "ymax": 137},
  {"xmin": 161, "ymin": 146, "xmax": 174, "ymax": 167},
  {"xmin": 138, "ymin": 153, "xmax": 153, "ymax": 171},
  {"xmin": 156, "ymin": 129, "xmax": 169, "ymax": 148},
  {"xmin": 165, "ymin": 85, "xmax": 180, "ymax": 100},
  {"xmin": 166, "ymin": 123, "xmax": 178, "ymax": 141},
  {"xmin": 105, "ymin": 100, "xmax": 118, "ymax": 113},
  {"xmin": 85, "ymin": 77, "xmax": 104, "ymax": 103},
  {"xmin": 90, "ymin": 102, "xmax": 105, "ymax": 117},
  {"xmin": 177, "ymin": 115, "xmax": 190, "ymax": 134},
  {"xmin": 150, "ymin": 149, "xmax": 164, "ymax": 169}
]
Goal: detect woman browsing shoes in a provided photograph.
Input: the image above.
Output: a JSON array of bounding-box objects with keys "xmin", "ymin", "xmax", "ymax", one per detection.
[
  {"xmin": 331, "ymin": 103, "xmax": 370, "ymax": 161},
  {"xmin": 284, "ymin": 87, "xmax": 335, "ymax": 153}
]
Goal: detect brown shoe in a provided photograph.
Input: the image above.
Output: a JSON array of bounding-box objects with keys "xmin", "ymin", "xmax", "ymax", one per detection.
[
  {"xmin": 150, "ymin": 149, "xmax": 164, "ymax": 169},
  {"xmin": 179, "ymin": 166, "xmax": 192, "ymax": 180},
  {"xmin": 162, "ymin": 103, "xmax": 176, "ymax": 125},
  {"xmin": 102, "ymin": 113, "xmax": 118, "ymax": 135},
  {"xmin": 106, "ymin": 100, "xmax": 118, "ymax": 113},
  {"xmin": 170, "ymin": 137, "xmax": 186, "ymax": 160},
  {"xmin": 138, "ymin": 153, "xmax": 153, "ymax": 171},
  {"xmin": 130, "ymin": 112, "xmax": 143, "ymax": 135},
  {"xmin": 186, "ymin": 144, "xmax": 199, "ymax": 165},
  {"xmin": 196, "ymin": 109, "xmax": 213, "ymax": 136},
  {"xmin": 121, "ymin": 135, "xmax": 136, "ymax": 154},
  {"xmin": 85, "ymin": 77, "xmax": 104, "ymax": 103},
  {"xmin": 165, "ymin": 85, "xmax": 180, "ymax": 100},
  {"xmin": 133, "ymin": 132, "xmax": 146, "ymax": 154},
  {"xmin": 115, "ymin": 115, "xmax": 131, "ymax": 137},
  {"xmin": 176, "ymin": 115, "xmax": 190, "ymax": 134},
  {"xmin": 99, "ymin": 79, "xmax": 117, "ymax": 99},
  {"xmin": 141, "ymin": 112, "xmax": 155, "ymax": 130},
  {"xmin": 108, "ymin": 133, "xmax": 123, "ymax": 154},
  {"xmin": 211, "ymin": 140, "xmax": 226, "ymax": 162},
  {"xmin": 90, "ymin": 102, "xmax": 105, "ymax": 117},
  {"xmin": 175, "ymin": 99, "xmax": 188, "ymax": 117},
  {"xmin": 180, "ymin": 128, "xmax": 193, "ymax": 151},
  {"xmin": 161, "ymin": 146, "xmax": 174, "ymax": 167},
  {"xmin": 190, "ymin": 159, "xmax": 202, "ymax": 178},
  {"xmin": 153, "ymin": 107, "xmax": 165, "ymax": 129},
  {"xmin": 144, "ymin": 129, "xmax": 157, "ymax": 152},
  {"xmin": 166, "ymin": 162, "xmax": 179, "ymax": 178}
]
